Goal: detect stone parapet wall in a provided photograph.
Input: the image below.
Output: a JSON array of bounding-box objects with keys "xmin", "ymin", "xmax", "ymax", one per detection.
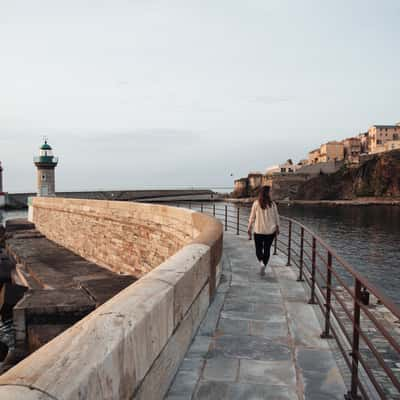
[
  {"xmin": 29, "ymin": 197, "xmax": 198, "ymax": 277},
  {"xmin": 0, "ymin": 198, "xmax": 223, "ymax": 400}
]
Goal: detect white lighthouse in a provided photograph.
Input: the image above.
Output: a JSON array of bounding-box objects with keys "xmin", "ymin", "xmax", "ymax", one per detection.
[{"xmin": 33, "ymin": 140, "xmax": 58, "ymax": 197}]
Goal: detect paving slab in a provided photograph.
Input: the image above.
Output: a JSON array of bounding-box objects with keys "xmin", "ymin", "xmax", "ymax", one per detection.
[
  {"xmin": 297, "ymin": 348, "xmax": 346, "ymax": 399},
  {"xmin": 165, "ymin": 232, "xmax": 346, "ymax": 400},
  {"xmin": 202, "ymin": 357, "xmax": 239, "ymax": 381},
  {"xmin": 217, "ymin": 317, "xmax": 250, "ymax": 336},
  {"xmin": 194, "ymin": 381, "xmax": 298, "ymax": 400},
  {"xmin": 238, "ymin": 359, "xmax": 297, "ymax": 387}
]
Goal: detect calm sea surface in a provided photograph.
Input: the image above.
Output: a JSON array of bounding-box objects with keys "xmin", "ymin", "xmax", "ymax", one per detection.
[
  {"xmin": 1, "ymin": 205, "xmax": 399, "ymax": 305},
  {"xmin": 280, "ymin": 204, "xmax": 400, "ymax": 306}
]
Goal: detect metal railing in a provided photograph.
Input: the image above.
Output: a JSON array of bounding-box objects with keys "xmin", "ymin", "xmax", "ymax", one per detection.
[{"xmin": 175, "ymin": 201, "xmax": 400, "ymax": 400}]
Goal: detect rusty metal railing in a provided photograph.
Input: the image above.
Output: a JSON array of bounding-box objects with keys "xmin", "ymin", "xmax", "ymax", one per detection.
[{"xmin": 174, "ymin": 201, "xmax": 400, "ymax": 400}]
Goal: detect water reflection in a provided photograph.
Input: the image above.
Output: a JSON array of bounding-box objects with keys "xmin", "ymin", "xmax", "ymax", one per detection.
[{"xmin": 0, "ymin": 210, "xmax": 28, "ymax": 226}]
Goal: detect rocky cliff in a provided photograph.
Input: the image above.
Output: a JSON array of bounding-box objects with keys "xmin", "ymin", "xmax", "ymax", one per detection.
[{"xmin": 295, "ymin": 150, "xmax": 400, "ymax": 200}]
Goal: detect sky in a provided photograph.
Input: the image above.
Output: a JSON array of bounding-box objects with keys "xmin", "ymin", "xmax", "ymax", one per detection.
[{"xmin": 1, "ymin": 0, "xmax": 399, "ymax": 192}]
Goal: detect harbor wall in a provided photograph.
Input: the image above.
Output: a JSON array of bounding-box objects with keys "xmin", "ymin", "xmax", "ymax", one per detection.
[
  {"xmin": 0, "ymin": 198, "xmax": 223, "ymax": 400},
  {"xmin": 5, "ymin": 189, "xmax": 215, "ymax": 209}
]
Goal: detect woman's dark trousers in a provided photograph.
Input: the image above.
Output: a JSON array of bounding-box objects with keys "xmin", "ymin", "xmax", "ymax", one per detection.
[{"xmin": 254, "ymin": 233, "xmax": 275, "ymax": 266}]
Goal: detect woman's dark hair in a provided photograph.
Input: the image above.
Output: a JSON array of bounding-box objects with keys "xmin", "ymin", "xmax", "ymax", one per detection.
[{"xmin": 258, "ymin": 186, "xmax": 272, "ymax": 209}]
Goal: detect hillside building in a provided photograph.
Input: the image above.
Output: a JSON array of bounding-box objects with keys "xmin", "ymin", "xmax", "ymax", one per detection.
[
  {"xmin": 247, "ymin": 172, "xmax": 263, "ymax": 192},
  {"xmin": 308, "ymin": 148, "xmax": 321, "ymax": 164},
  {"xmin": 319, "ymin": 141, "xmax": 344, "ymax": 163},
  {"xmin": 358, "ymin": 132, "xmax": 369, "ymax": 154},
  {"xmin": 265, "ymin": 159, "xmax": 297, "ymax": 175},
  {"xmin": 343, "ymin": 137, "xmax": 361, "ymax": 164},
  {"xmin": 368, "ymin": 125, "xmax": 400, "ymax": 154}
]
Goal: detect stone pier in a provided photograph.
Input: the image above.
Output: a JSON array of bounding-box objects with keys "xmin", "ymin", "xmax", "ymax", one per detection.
[{"xmin": 166, "ymin": 232, "xmax": 346, "ymax": 399}]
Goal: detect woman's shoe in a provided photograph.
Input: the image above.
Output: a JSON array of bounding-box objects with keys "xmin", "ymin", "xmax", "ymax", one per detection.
[{"xmin": 259, "ymin": 261, "xmax": 266, "ymax": 276}]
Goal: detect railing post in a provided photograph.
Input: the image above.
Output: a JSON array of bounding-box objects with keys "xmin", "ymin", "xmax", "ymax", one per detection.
[
  {"xmin": 297, "ymin": 227, "xmax": 304, "ymax": 282},
  {"xmin": 224, "ymin": 205, "xmax": 228, "ymax": 232},
  {"xmin": 213, "ymin": 203, "xmax": 216, "ymax": 217},
  {"xmin": 236, "ymin": 207, "xmax": 240, "ymax": 235},
  {"xmin": 308, "ymin": 237, "xmax": 316, "ymax": 304},
  {"xmin": 286, "ymin": 220, "xmax": 292, "ymax": 266},
  {"xmin": 345, "ymin": 279, "xmax": 362, "ymax": 400},
  {"xmin": 201, "ymin": 203, "xmax": 203, "ymax": 213},
  {"xmin": 321, "ymin": 251, "xmax": 333, "ymax": 338}
]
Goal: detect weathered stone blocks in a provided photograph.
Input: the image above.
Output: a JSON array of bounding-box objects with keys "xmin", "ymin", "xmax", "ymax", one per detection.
[{"xmin": 0, "ymin": 198, "xmax": 223, "ymax": 400}]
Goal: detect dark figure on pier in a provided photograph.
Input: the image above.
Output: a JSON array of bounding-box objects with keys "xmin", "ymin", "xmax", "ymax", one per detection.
[{"xmin": 247, "ymin": 186, "xmax": 280, "ymax": 275}]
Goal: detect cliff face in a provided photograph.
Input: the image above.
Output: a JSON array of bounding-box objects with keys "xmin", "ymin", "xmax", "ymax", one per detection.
[{"xmin": 295, "ymin": 150, "xmax": 400, "ymax": 200}]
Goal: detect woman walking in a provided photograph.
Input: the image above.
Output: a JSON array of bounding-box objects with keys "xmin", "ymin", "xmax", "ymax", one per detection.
[{"xmin": 247, "ymin": 186, "xmax": 280, "ymax": 276}]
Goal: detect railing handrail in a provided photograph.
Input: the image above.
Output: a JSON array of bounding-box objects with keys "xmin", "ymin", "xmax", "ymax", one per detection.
[
  {"xmin": 175, "ymin": 201, "xmax": 400, "ymax": 400},
  {"xmin": 279, "ymin": 215, "xmax": 400, "ymax": 320}
]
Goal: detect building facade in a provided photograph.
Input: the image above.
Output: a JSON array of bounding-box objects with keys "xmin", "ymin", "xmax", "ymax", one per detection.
[
  {"xmin": 368, "ymin": 125, "xmax": 400, "ymax": 153},
  {"xmin": 343, "ymin": 137, "xmax": 361, "ymax": 164},
  {"xmin": 358, "ymin": 132, "xmax": 369, "ymax": 154},
  {"xmin": 233, "ymin": 178, "xmax": 248, "ymax": 197},
  {"xmin": 318, "ymin": 141, "xmax": 344, "ymax": 163},
  {"xmin": 308, "ymin": 148, "xmax": 321, "ymax": 164},
  {"xmin": 265, "ymin": 160, "xmax": 297, "ymax": 175},
  {"xmin": 248, "ymin": 172, "xmax": 263, "ymax": 192}
]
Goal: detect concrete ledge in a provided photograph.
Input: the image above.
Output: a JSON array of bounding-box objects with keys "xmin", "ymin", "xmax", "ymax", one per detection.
[{"xmin": 0, "ymin": 198, "xmax": 223, "ymax": 400}]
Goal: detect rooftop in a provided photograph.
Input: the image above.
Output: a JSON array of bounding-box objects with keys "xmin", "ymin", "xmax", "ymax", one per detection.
[
  {"xmin": 40, "ymin": 140, "xmax": 52, "ymax": 150},
  {"xmin": 371, "ymin": 125, "xmax": 399, "ymax": 129}
]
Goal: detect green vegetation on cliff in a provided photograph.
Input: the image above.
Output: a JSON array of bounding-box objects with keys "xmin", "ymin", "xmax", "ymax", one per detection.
[{"xmin": 296, "ymin": 150, "xmax": 400, "ymax": 200}]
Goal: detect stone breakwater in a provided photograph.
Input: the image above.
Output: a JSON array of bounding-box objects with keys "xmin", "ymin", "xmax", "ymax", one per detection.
[
  {"xmin": 0, "ymin": 198, "xmax": 223, "ymax": 400},
  {"xmin": 29, "ymin": 197, "xmax": 200, "ymax": 277},
  {"xmin": 0, "ymin": 218, "xmax": 137, "ymax": 373}
]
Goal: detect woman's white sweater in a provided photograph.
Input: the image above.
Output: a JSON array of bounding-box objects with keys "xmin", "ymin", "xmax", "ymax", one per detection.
[{"xmin": 248, "ymin": 200, "xmax": 280, "ymax": 235}]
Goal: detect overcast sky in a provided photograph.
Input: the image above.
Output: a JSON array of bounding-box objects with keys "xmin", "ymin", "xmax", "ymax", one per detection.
[{"xmin": 1, "ymin": 0, "xmax": 399, "ymax": 192}]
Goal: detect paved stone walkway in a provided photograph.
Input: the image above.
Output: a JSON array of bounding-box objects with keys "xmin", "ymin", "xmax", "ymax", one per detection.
[{"xmin": 165, "ymin": 232, "xmax": 346, "ymax": 400}]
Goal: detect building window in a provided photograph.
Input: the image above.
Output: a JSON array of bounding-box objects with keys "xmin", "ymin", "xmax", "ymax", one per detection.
[
  {"xmin": 42, "ymin": 175, "xmax": 46, "ymax": 181},
  {"xmin": 394, "ymin": 134, "xmax": 399, "ymax": 140},
  {"xmin": 377, "ymin": 140, "xmax": 382, "ymax": 145}
]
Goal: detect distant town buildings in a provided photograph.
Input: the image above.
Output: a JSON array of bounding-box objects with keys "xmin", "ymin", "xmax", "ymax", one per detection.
[
  {"xmin": 265, "ymin": 159, "xmax": 298, "ymax": 175},
  {"xmin": 307, "ymin": 141, "xmax": 344, "ymax": 165},
  {"xmin": 308, "ymin": 148, "xmax": 321, "ymax": 165},
  {"xmin": 234, "ymin": 119, "xmax": 400, "ymax": 198},
  {"xmin": 319, "ymin": 141, "xmax": 344, "ymax": 163},
  {"xmin": 368, "ymin": 124, "xmax": 400, "ymax": 154},
  {"xmin": 343, "ymin": 137, "xmax": 361, "ymax": 164},
  {"xmin": 302, "ymin": 121, "xmax": 400, "ymax": 167}
]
